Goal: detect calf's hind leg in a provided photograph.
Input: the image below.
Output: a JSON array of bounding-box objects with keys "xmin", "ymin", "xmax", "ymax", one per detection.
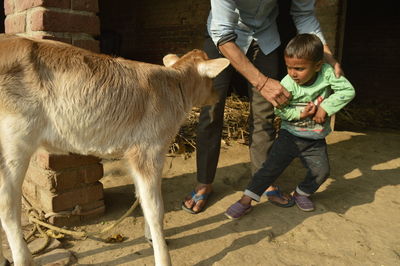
[
  {"xmin": 0, "ymin": 117, "xmax": 39, "ymax": 266},
  {"xmin": 126, "ymin": 146, "xmax": 171, "ymax": 266}
]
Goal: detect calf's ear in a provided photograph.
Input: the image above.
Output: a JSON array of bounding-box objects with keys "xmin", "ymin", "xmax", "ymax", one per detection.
[
  {"xmin": 197, "ymin": 58, "xmax": 230, "ymax": 78},
  {"xmin": 163, "ymin": 54, "xmax": 180, "ymax": 67}
]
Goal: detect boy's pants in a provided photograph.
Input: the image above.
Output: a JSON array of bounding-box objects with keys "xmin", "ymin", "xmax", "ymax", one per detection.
[
  {"xmin": 196, "ymin": 37, "xmax": 279, "ymax": 184},
  {"xmin": 244, "ymin": 129, "xmax": 330, "ymax": 202}
]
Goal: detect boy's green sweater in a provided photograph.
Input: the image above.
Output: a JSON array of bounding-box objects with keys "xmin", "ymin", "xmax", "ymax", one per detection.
[{"xmin": 277, "ymin": 63, "xmax": 355, "ymax": 139}]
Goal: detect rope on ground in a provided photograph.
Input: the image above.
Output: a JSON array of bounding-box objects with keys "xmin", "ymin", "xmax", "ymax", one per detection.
[
  {"xmin": 22, "ymin": 196, "xmax": 51, "ymax": 255},
  {"xmin": 44, "ymin": 205, "xmax": 82, "ymax": 219},
  {"xmin": 93, "ymin": 197, "xmax": 140, "ymax": 236},
  {"xmin": 22, "ymin": 194, "xmax": 140, "ymax": 254}
]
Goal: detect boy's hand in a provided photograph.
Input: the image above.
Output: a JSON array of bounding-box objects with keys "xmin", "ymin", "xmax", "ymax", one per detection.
[
  {"xmin": 313, "ymin": 106, "xmax": 327, "ymax": 124},
  {"xmin": 300, "ymin": 102, "xmax": 316, "ymax": 119}
]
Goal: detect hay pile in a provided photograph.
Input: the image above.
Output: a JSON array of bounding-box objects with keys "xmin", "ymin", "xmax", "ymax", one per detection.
[
  {"xmin": 169, "ymin": 94, "xmax": 250, "ymax": 156},
  {"xmin": 169, "ymin": 96, "xmax": 399, "ymax": 156}
]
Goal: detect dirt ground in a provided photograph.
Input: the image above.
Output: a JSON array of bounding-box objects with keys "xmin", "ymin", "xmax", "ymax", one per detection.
[{"xmin": 3, "ymin": 129, "xmax": 400, "ymax": 265}]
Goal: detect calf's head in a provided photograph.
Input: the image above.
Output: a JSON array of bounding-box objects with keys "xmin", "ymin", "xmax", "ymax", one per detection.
[{"xmin": 163, "ymin": 49, "xmax": 230, "ymax": 107}]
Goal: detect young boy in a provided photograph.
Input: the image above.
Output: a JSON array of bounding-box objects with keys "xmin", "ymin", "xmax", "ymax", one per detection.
[{"xmin": 225, "ymin": 33, "xmax": 355, "ymax": 219}]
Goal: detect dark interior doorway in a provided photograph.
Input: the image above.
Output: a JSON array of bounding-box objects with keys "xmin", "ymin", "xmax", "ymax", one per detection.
[
  {"xmin": 341, "ymin": 1, "xmax": 400, "ymax": 105},
  {"xmin": 336, "ymin": 0, "xmax": 400, "ymax": 130},
  {"xmin": 1, "ymin": 0, "xmax": 5, "ymax": 33}
]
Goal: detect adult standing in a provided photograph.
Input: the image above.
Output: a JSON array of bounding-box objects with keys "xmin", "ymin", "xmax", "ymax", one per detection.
[{"xmin": 182, "ymin": 0, "xmax": 343, "ymax": 214}]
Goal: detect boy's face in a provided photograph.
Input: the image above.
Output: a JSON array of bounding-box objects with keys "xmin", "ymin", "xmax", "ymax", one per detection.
[{"xmin": 284, "ymin": 56, "xmax": 322, "ymax": 86}]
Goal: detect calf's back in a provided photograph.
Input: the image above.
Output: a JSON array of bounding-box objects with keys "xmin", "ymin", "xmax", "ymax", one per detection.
[{"xmin": 0, "ymin": 34, "xmax": 228, "ymax": 157}]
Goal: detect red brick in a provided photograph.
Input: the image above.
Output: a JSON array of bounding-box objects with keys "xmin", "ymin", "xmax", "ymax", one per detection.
[
  {"xmin": 50, "ymin": 174, "xmax": 81, "ymax": 193},
  {"xmin": 22, "ymin": 179, "xmax": 39, "ymax": 206},
  {"xmin": 54, "ymin": 163, "xmax": 104, "ymax": 191},
  {"xmin": 4, "ymin": 14, "xmax": 26, "ymax": 34},
  {"xmin": 72, "ymin": 0, "xmax": 99, "ymax": 13},
  {"xmin": 4, "ymin": 0, "xmax": 15, "ymax": 15},
  {"xmin": 79, "ymin": 163, "xmax": 104, "ymax": 183},
  {"xmin": 15, "ymin": 0, "xmax": 40, "ymax": 12},
  {"xmin": 15, "ymin": 0, "xmax": 71, "ymax": 12},
  {"xmin": 73, "ymin": 39, "xmax": 100, "ymax": 53},
  {"xmin": 50, "ymin": 181, "xmax": 104, "ymax": 212},
  {"xmin": 29, "ymin": 8, "xmax": 45, "ymax": 31},
  {"xmin": 42, "ymin": 0, "xmax": 71, "ymax": 9},
  {"xmin": 23, "ymin": 182, "xmax": 50, "ymax": 211},
  {"xmin": 30, "ymin": 9, "xmax": 100, "ymax": 35},
  {"xmin": 25, "ymin": 161, "xmax": 103, "ymax": 192},
  {"xmin": 24, "ymin": 164, "xmax": 56, "ymax": 191},
  {"xmin": 24, "ymin": 180, "xmax": 103, "ymax": 212},
  {"xmin": 33, "ymin": 150, "xmax": 101, "ymax": 170}
]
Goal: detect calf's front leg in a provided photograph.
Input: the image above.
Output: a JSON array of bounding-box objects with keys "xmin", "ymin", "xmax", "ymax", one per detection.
[{"xmin": 0, "ymin": 119, "xmax": 38, "ymax": 266}]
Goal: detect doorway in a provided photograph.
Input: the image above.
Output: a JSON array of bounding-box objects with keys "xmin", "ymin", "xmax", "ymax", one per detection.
[
  {"xmin": 1, "ymin": 0, "xmax": 5, "ymax": 33},
  {"xmin": 338, "ymin": 0, "xmax": 400, "ymax": 129},
  {"xmin": 341, "ymin": 1, "xmax": 400, "ymax": 105}
]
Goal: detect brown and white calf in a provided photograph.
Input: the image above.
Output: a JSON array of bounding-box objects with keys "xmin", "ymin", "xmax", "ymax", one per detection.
[{"xmin": 0, "ymin": 34, "xmax": 229, "ymax": 266}]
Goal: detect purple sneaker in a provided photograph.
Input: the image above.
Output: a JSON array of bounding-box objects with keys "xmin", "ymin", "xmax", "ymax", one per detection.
[
  {"xmin": 225, "ymin": 201, "xmax": 253, "ymax": 220},
  {"xmin": 293, "ymin": 193, "xmax": 314, "ymax": 212}
]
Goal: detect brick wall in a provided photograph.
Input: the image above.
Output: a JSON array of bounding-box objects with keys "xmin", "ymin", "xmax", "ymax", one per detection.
[
  {"xmin": 4, "ymin": 0, "xmax": 100, "ymax": 52},
  {"xmin": 99, "ymin": 0, "xmax": 210, "ymax": 63},
  {"xmin": 4, "ymin": 0, "xmax": 105, "ymax": 226},
  {"xmin": 99, "ymin": 0, "xmax": 343, "ymax": 64}
]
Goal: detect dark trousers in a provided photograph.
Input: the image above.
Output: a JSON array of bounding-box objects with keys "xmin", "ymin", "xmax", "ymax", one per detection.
[
  {"xmin": 245, "ymin": 129, "xmax": 330, "ymax": 201},
  {"xmin": 196, "ymin": 37, "xmax": 279, "ymax": 184}
]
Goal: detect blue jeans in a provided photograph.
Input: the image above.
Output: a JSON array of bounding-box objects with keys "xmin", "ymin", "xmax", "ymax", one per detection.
[{"xmin": 244, "ymin": 129, "xmax": 330, "ymax": 201}]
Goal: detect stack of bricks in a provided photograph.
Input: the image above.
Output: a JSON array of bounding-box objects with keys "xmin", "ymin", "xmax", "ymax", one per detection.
[
  {"xmin": 23, "ymin": 150, "xmax": 105, "ymax": 226},
  {"xmin": 4, "ymin": 0, "xmax": 105, "ymax": 226}
]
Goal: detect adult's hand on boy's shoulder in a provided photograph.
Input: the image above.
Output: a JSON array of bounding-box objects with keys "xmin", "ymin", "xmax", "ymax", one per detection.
[
  {"xmin": 332, "ymin": 62, "xmax": 344, "ymax": 78},
  {"xmin": 323, "ymin": 45, "xmax": 344, "ymax": 78}
]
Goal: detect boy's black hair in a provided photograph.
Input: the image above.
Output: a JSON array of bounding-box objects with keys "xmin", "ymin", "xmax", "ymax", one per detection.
[{"xmin": 284, "ymin": 33, "xmax": 324, "ymax": 62}]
